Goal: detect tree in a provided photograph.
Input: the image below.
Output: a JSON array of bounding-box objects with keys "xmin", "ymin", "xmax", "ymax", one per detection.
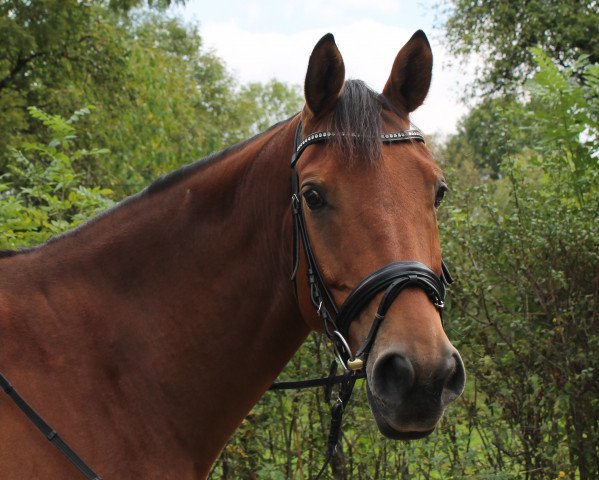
[
  {"xmin": 87, "ymin": 14, "xmax": 303, "ymax": 195},
  {"xmin": 85, "ymin": 13, "xmax": 244, "ymax": 194},
  {"xmin": 443, "ymin": 96, "xmax": 529, "ymax": 176},
  {"xmin": 0, "ymin": 1, "xmax": 179, "ymax": 166},
  {"xmin": 236, "ymin": 80, "xmax": 303, "ymax": 136},
  {"xmin": 1, "ymin": 4, "xmax": 303, "ymax": 197},
  {"xmin": 442, "ymin": 50, "xmax": 598, "ymax": 479},
  {"xmin": 0, "ymin": 107, "xmax": 113, "ymax": 249},
  {"xmin": 442, "ymin": 0, "xmax": 599, "ymax": 95}
]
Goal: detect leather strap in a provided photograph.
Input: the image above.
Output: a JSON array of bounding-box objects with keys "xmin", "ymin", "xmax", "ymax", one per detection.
[
  {"xmin": 292, "ymin": 127, "xmax": 425, "ymax": 168},
  {"xmin": 0, "ymin": 372, "xmax": 102, "ymax": 480},
  {"xmin": 337, "ymin": 260, "xmax": 449, "ymax": 338}
]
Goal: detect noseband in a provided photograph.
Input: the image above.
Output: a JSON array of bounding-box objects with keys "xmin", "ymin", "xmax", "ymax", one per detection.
[{"xmin": 290, "ymin": 121, "xmax": 453, "ymax": 372}]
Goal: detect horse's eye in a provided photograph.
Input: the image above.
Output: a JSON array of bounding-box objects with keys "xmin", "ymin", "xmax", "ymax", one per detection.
[
  {"xmin": 303, "ymin": 188, "xmax": 326, "ymax": 210},
  {"xmin": 435, "ymin": 186, "xmax": 448, "ymax": 208}
]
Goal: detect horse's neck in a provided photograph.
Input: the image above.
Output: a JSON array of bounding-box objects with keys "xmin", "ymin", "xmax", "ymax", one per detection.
[{"xmin": 0, "ymin": 120, "xmax": 309, "ymax": 478}]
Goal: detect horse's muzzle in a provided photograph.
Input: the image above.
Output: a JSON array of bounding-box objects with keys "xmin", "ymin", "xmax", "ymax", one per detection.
[{"xmin": 366, "ymin": 347, "xmax": 465, "ymax": 438}]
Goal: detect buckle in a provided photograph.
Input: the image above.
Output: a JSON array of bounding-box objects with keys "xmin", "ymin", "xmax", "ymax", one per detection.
[{"xmin": 291, "ymin": 194, "xmax": 300, "ymax": 214}]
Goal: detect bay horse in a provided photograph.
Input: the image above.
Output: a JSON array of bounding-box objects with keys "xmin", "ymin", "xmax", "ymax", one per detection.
[{"xmin": 0, "ymin": 31, "xmax": 465, "ymax": 479}]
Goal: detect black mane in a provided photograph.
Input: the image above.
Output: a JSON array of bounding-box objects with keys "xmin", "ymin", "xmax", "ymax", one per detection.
[{"xmin": 0, "ymin": 250, "xmax": 22, "ymax": 258}]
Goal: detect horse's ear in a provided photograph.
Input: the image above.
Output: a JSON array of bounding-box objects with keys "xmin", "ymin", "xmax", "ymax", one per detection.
[
  {"xmin": 383, "ymin": 30, "xmax": 432, "ymax": 113},
  {"xmin": 304, "ymin": 33, "xmax": 345, "ymax": 118}
]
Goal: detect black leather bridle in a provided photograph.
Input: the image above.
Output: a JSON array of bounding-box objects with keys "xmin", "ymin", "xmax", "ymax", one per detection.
[
  {"xmin": 271, "ymin": 120, "xmax": 453, "ymax": 475},
  {"xmin": 290, "ymin": 120, "xmax": 452, "ymax": 370}
]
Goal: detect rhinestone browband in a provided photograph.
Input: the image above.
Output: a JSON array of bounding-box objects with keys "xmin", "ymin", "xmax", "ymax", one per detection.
[{"xmin": 292, "ymin": 128, "xmax": 425, "ymax": 167}]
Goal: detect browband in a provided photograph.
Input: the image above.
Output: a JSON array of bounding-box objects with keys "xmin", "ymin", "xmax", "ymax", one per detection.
[{"xmin": 291, "ymin": 126, "xmax": 425, "ymax": 167}]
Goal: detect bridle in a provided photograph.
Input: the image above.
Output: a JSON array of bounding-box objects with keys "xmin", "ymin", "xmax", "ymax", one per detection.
[
  {"xmin": 271, "ymin": 120, "xmax": 453, "ymax": 476},
  {"xmin": 290, "ymin": 120, "xmax": 452, "ymax": 370}
]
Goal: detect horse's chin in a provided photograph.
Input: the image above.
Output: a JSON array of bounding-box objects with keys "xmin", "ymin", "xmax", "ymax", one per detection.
[
  {"xmin": 372, "ymin": 414, "xmax": 436, "ymax": 440},
  {"xmin": 366, "ymin": 383, "xmax": 441, "ymax": 440}
]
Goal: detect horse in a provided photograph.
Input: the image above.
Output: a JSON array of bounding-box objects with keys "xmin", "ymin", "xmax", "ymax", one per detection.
[{"xmin": 0, "ymin": 31, "xmax": 465, "ymax": 479}]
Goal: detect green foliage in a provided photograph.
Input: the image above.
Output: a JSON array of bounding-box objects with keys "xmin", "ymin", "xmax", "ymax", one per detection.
[
  {"xmin": 0, "ymin": 107, "xmax": 113, "ymax": 249},
  {"xmin": 444, "ymin": 96, "xmax": 529, "ymax": 176},
  {"xmin": 0, "ymin": 0, "xmax": 131, "ymax": 166},
  {"xmin": 443, "ymin": 49, "xmax": 598, "ymax": 176},
  {"xmin": 236, "ymin": 80, "xmax": 303, "ymax": 136},
  {"xmin": 441, "ymin": 51, "xmax": 598, "ymax": 479},
  {"xmin": 88, "ymin": 13, "xmax": 229, "ymax": 192},
  {"xmin": 92, "ymin": 15, "xmax": 302, "ymax": 195},
  {"xmin": 212, "ymin": 334, "xmax": 524, "ymax": 479},
  {"xmin": 215, "ymin": 275, "xmax": 514, "ymax": 476},
  {"xmin": 1, "ymin": 4, "xmax": 303, "ymax": 196},
  {"xmin": 442, "ymin": 0, "xmax": 599, "ymax": 95}
]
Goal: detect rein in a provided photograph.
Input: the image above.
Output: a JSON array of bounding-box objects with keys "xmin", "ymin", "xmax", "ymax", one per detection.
[
  {"xmin": 270, "ymin": 121, "xmax": 453, "ymax": 476},
  {"xmin": 0, "ymin": 372, "xmax": 102, "ymax": 480}
]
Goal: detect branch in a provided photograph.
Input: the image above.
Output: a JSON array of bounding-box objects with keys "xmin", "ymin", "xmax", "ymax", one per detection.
[{"xmin": 0, "ymin": 52, "xmax": 45, "ymax": 91}]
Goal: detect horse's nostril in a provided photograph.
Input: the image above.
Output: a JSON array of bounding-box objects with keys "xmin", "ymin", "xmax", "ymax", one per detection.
[
  {"xmin": 372, "ymin": 350, "xmax": 466, "ymax": 407},
  {"xmin": 372, "ymin": 353, "xmax": 415, "ymax": 402},
  {"xmin": 442, "ymin": 353, "xmax": 466, "ymax": 402}
]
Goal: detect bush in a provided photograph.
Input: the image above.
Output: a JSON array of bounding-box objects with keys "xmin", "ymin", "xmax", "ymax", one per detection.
[
  {"xmin": 443, "ymin": 51, "xmax": 598, "ymax": 479},
  {"xmin": 0, "ymin": 107, "xmax": 113, "ymax": 250}
]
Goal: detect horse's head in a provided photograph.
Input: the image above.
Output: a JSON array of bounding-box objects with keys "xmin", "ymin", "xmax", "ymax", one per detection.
[{"xmin": 294, "ymin": 32, "xmax": 465, "ymax": 439}]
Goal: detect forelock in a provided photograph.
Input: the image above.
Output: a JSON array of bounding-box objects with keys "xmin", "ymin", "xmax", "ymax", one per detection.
[{"xmin": 328, "ymin": 79, "xmax": 383, "ymax": 163}]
